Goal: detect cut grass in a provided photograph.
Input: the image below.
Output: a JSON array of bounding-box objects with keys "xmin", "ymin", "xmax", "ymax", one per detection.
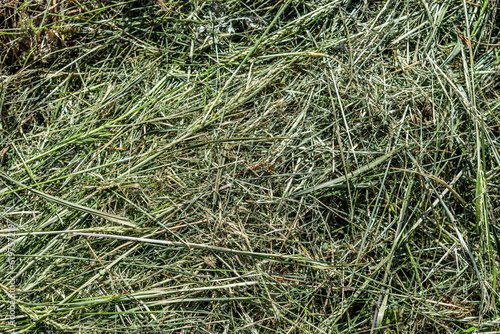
[{"xmin": 1, "ymin": 0, "xmax": 500, "ymax": 333}]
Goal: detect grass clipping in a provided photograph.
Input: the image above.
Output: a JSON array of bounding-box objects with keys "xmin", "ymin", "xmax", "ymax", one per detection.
[{"xmin": 1, "ymin": 0, "xmax": 500, "ymax": 333}]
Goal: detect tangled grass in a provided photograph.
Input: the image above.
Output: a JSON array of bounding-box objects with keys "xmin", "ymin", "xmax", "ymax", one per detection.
[{"xmin": 1, "ymin": 0, "xmax": 500, "ymax": 332}]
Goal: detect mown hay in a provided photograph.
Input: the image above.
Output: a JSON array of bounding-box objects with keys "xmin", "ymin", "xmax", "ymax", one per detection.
[{"xmin": 1, "ymin": 0, "xmax": 500, "ymax": 332}]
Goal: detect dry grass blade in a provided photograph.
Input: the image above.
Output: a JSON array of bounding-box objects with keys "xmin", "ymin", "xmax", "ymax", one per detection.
[
  {"xmin": 289, "ymin": 146, "xmax": 405, "ymax": 197},
  {"xmin": 0, "ymin": 171, "xmax": 135, "ymax": 227}
]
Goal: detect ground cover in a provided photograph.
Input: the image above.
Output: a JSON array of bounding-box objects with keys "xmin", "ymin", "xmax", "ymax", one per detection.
[{"xmin": 1, "ymin": 0, "xmax": 500, "ymax": 332}]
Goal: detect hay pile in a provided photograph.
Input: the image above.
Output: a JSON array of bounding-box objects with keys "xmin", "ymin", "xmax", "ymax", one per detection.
[{"xmin": 1, "ymin": 0, "xmax": 500, "ymax": 332}]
